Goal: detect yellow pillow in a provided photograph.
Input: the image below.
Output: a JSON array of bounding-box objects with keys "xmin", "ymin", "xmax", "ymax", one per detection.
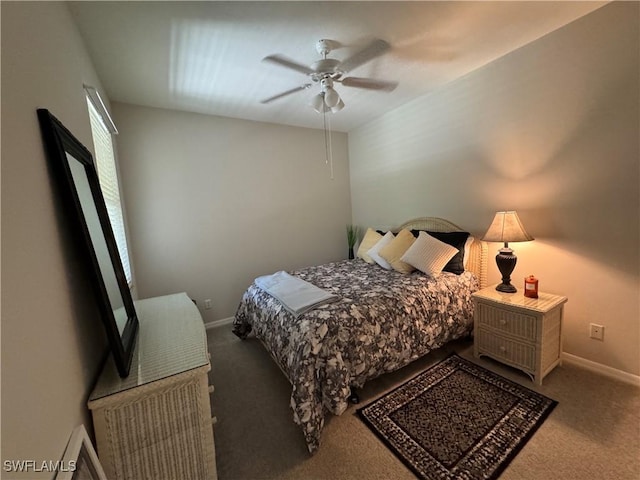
[
  {"xmin": 379, "ymin": 229, "xmax": 416, "ymax": 273},
  {"xmin": 357, "ymin": 228, "xmax": 383, "ymax": 263}
]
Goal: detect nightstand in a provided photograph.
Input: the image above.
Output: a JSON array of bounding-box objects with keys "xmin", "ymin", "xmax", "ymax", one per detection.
[{"xmin": 472, "ymin": 285, "xmax": 568, "ymax": 385}]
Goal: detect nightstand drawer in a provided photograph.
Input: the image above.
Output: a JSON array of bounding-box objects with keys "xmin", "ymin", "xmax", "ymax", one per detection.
[
  {"xmin": 476, "ymin": 303, "xmax": 537, "ymax": 341},
  {"xmin": 477, "ymin": 329, "xmax": 536, "ymax": 371}
]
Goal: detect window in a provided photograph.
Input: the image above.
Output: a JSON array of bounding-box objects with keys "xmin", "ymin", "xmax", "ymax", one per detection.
[{"xmin": 85, "ymin": 86, "xmax": 132, "ymax": 286}]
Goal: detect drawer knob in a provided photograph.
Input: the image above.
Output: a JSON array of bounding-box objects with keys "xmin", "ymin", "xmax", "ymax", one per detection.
[
  {"xmin": 211, "ymin": 416, "xmax": 218, "ymax": 425},
  {"xmin": 208, "ymin": 385, "xmax": 215, "ymax": 394},
  {"xmin": 499, "ymin": 345, "xmax": 507, "ymax": 353},
  {"xmin": 499, "ymin": 319, "xmax": 507, "ymax": 326}
]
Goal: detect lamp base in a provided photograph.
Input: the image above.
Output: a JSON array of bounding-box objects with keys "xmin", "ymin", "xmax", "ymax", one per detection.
[
  {"xmin": 495, "ymin": 247, "xmax": 518, "ymax": 293},
  {"xmin": 496, "ymin": 282, "xmax": 517, "ymax": 293}
]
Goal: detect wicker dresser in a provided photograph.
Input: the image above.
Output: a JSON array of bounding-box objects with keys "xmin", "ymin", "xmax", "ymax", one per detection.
[
  {"xmin": 473, "ymin": 285, "xmax": 568, "ymax": 385},
  {"xmin": 88, "ymin": 293, "xmax": 217, "ymax": 480}
]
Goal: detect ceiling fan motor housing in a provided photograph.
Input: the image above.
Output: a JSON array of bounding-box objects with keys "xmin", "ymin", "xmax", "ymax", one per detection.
[{"xmin": 310, "ymin": 59, "xmax": 342, "ymax": 81}]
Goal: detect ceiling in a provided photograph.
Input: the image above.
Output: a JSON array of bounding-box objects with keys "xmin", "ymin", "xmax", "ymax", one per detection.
[{"xmin": 69, "ymin": 1, "xmax": 606, "ymax": 133}]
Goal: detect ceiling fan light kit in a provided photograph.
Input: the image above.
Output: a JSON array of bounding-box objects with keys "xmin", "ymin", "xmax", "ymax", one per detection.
[
  {"xmin": 261, "ymin": 37, "xmax": 398, "ymax": 114},
  {"xmin": 309, "ymin": 93, "xmax": 345, "ymax": 114}
]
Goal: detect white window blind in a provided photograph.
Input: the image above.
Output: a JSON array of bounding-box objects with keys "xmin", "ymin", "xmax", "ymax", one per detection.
[{"xmin": 86, "ymin": 94, "xmax": 132, "ymax": 286}]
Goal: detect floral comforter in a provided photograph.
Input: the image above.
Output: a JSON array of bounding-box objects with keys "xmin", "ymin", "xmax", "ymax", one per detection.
[{"xmin": 232, "ymin": 259, "xmax": 479, "ymax": 453}]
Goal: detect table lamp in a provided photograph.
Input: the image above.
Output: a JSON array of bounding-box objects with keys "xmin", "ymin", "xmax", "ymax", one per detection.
[{"xmin": 482, "ymin": 211, "xmax": 534, "ymax": 293}]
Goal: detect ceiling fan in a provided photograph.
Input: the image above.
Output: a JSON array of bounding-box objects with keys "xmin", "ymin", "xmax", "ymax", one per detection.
[{"xmin": 260, "ymin": 38, "xmax": 398, "ymax": 113}]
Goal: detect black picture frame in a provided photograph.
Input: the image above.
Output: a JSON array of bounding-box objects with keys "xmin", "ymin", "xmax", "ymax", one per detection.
[{"xmin": 37, "ymin": 109, "xmax": 137, "ymax": 377}]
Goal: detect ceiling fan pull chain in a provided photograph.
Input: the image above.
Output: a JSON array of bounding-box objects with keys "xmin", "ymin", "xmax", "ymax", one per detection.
[
  {"xmin": 323, "ymin": 107, "xmax": 329, "ymax": 167},
  {"xmin": 322, "ymin": 107, "xmax": 334, "ymax": 179},
  {"xmin": 327, "ymin": 113, "xmax": 334, "ymax": 180}
]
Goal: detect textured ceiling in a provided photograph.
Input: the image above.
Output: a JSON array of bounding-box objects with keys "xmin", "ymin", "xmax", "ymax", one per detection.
[{"xmin": 69, "ymin": 1, "xmax": 606, "ymax": 132}]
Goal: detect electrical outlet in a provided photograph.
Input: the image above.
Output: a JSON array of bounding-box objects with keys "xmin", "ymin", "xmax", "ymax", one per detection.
[
  {"xmin": 204, "ymin": 299, "xmax": 212, "ymax": 310},
  {"xmin": 589, "ymin": 323, "xmax": 604, "ymax": 340}
]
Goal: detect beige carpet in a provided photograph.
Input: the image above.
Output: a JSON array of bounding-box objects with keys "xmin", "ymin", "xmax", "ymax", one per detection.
[{"xmin": 207, "ymin": 324, "xmax": 639, "ymax": 480}]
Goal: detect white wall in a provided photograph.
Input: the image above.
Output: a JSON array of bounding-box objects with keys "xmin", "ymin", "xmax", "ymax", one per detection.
[
  {"xmin": 111, "ymin": 103, "xmax": 351, "ymax": 323},
  {"xmin": 1, "ymin": 2, "xmax": 119, "ymax": 478},
  {"xmin": 349, "ymin": 3, "xmax": 639, "ymax": 376}
]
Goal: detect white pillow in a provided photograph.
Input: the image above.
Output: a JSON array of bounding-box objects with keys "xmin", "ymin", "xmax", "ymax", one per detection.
[
  {"xmin": 401, "ymin": 231, "xmax": 459, "ymax": 276},
  {"xmin": 367, "ymin": 231, "xmax": 395, "ymax": 270},
  {"xmin": 463, "ymin": 236, "xmax": 475, "ymax": 268}
]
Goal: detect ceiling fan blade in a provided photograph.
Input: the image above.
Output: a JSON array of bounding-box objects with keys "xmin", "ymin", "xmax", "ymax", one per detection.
[
  {"xmin": 263, "ymin": 54, "xmax": 314, "ymax": 75},
  {"xmin": 338, "ymin": 39, "xmax": 390, "ymax": 73},
  {"xmin": 260, "ymin": 84, "xmax": 311, "ymax": 104},
  {"xmin": 341, "ymin": 77, "xmax": 398, "ymax": 92}
]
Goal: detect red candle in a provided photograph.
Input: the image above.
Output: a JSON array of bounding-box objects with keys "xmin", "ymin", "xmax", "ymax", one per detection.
[{"xmin": 524, "ymin": 275, "xmax": 539, "ymax": 298}]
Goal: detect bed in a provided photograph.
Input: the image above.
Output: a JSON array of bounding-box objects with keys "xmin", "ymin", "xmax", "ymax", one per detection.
[{"xmin": 233, "ymin": 217, "xmax": 488, "ymax": 453}]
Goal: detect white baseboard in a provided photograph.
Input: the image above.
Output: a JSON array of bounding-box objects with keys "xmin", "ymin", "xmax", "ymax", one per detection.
[
  {"xmin": 204, "ymin": 316, "xmax": 234, "ymax": 330},
  {"xmin": 562, "ymin": 352, "xmax": 640, "ymax": 387}
]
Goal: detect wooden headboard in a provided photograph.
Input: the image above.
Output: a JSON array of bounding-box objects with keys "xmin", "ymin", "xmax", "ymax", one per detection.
[{"xmin": 396, "ymin": 217, "xmax": 488, "ymax": 289}]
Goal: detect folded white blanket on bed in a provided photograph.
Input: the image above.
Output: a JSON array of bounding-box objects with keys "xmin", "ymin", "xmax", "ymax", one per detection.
[{"xmin": 254, "ymin": 270, "xmax": 338, "ymax": 317}]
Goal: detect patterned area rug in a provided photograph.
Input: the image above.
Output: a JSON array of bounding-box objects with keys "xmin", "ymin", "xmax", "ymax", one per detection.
[{"xmin": 358, "ymin": 354, "xmax": 557, "ymax": 480}]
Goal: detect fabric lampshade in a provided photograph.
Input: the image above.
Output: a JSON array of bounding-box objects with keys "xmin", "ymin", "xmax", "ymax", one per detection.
[{"xmin": 482, "ymin": 211, "xmax": 534, "ymax": 244}]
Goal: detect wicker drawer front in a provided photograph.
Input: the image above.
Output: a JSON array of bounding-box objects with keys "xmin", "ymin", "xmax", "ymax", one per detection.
[
  {"xmin": 477, "ymin": 329, "xmax": 536, "ymax": 371},
  {"xmin": 95, "ymin": 372, "xmax": 216, "ymax": 480},
  {"xmin": 477, "ymin": 303, "xmax": 537, "ymax": 341}
]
